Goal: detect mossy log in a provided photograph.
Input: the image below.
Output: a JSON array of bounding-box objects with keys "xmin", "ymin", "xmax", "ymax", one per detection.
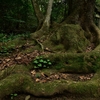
[{"xmin": 0, "ymin": 51, "xmax": 100, "ymax": 99}]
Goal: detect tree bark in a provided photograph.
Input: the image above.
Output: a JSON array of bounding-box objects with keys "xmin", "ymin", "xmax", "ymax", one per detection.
[
  {"xmin": 79, "ymin": 0, "xmax": 100, "ymax": 44},
  {"xmin": 41, "ymin": 0, "xmax": 54, "ymax": 31},
  {"xmin": 31, "ymin": 0, "xmax": 44, "ymax": 30},
  {"xmin": 64, "ymin": 0, "xmax": 100, "ymax": 44},
  {"xmin": 31, "ymin": 0, "xmax": 54, "ymax": 38}
]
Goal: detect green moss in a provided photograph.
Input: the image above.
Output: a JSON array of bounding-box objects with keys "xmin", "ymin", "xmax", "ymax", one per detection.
[
  {"xmin": 50, "ymin": 24, "xmax": 90, "ymax": 53},
  {"xmin": 46, "ymin": 52, "xmax": 100, "ymax": 73},
  {"xmin": 53, "ymin": 44, "xmax": 65, "ymax": 51},
  {"xmin": 68, "ymin": 81, "xmax": 98, "ymax": 96},
  {"xmin": 26, "ymin": 79, "xmax": 100, "ymax": 97},
  {"xmin": 0, "ymin": 36, "xmax": 37, "ymax": 56},
  {"xmin": 1, "ymin": 60, "xmax": 100, "ymax": 98}
]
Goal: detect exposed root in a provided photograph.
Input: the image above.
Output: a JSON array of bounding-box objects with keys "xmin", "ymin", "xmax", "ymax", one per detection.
[{"xmin": 34, "ymin": 39, "xmax": 44, "ymax": 52}]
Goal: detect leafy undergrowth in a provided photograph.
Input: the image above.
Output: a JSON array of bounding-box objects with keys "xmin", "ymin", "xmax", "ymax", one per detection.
[{"xmin": 0, "ymin": 33, "xmax": 30, "ymax": 43}]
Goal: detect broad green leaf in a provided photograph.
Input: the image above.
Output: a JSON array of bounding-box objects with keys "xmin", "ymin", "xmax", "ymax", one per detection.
[
  {"xmin": 14, "ymin": 93, "xmax": 17, "ymax": 96},
  {"xmin": 34, "ymin": 66, "xmax": 37, "ymax": 68},
  {"xmin": 48, "ymin": 62, "xmax": 52, "ymax": 65},
  {"xmin": 47, "ymin": 59, "xmax": 50, "ymax": 62},
  {"xmin": 33, "ymin": 60, "xmax": 38, "ymax": 64},
  {"xmin": 43, "ymin": 61, "xmax": 47, "ymax": 64},
  {"xmin": 38, "ymin": 63, "xmax": 42, "ymax": 67},
  {"xmin": 39, "ymin": 59, "xmax": 44, "ymax": 62}
]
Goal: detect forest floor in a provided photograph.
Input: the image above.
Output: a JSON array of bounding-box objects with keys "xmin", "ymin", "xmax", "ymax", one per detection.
[
  {"xmin": 0, "ymin": 43, "xmax": 94, "ymax": 82},
  {"xmin": 0, "ymin": 42, "xmax": 98, "ymax": 100}
]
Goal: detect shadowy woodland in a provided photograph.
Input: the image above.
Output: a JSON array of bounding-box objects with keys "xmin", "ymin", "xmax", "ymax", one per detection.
[{"xmin": 0, "ymin": 0, "xmax": 100, "ymax": 100}]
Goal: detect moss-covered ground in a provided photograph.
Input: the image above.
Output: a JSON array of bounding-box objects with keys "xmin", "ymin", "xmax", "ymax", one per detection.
[{"xmin": 0, "ymin": 24, "xmax": 100, "ymax": 100}]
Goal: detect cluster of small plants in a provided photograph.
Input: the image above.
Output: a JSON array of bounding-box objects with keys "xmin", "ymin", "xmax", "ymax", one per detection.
[
  {"xmin": 10, "ymin": 93, "xmax": 18, "ymax": 99},
  {"xmin": 0, "ymin": 45, "xmax": 15, "ymax": 56},
  {"xmin": 32, "ymin": 56, "xmax": 52, "ymax": 69},
  {"xmin": 0, "ymin": 33, "xmax": 17, "ymax": 42},
  {"xmin": 0, "ymin": 33, "xmax": 31, "ymax": 43},
  {"xmin": 0, "ymin": 32, "xmax": 31, "ymax": 56}
]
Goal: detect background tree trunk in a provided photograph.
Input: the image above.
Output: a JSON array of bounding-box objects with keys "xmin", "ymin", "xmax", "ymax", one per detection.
[
  {"xmin": 31, "ymin": 0, "xmax": 54, "ymax": 38},
  {"xmin": 31, "ymin": 0, "xmax": 44, "ymax": 30},
  {"xmin": 41, "ymin": 0, "xmax": 54, "ymax": 31}
]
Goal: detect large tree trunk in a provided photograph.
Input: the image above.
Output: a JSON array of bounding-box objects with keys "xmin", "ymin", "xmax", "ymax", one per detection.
[
  {"xmin": 65, "ymin": 0, "xmax": 100, "ymax": 44},
  {"xmin": 79, "ymin": 0, "xmax": 100, "ymax": 44}
]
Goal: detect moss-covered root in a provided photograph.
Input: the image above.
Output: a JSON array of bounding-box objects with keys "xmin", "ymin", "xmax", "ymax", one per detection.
[
  {"xmin": 25, "ymin": 70, "xmax": 100, "ymax": 97},
  {"xmin": 0, "ymin": 73, "xmax": 99, "ymax": 99},
  {"xmin": 0, "ymin": 65, "xmax": 100, "ymax": 99},
  {"xmin": 0, "ymin": 65, "xmax": 31, "ymax": 99},
  {"xmin": 45, "ymin": 52, "xmax": 100, "ymax": 73},
  {"xmin": 0, "ymin": 74, "xmax": 27, "ymax": 98}
]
